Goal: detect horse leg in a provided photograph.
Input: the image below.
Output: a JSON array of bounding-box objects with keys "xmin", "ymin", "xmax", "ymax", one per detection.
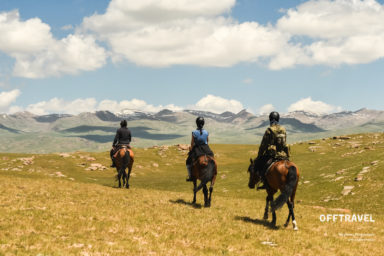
[
  {"xmin": 192, "ymin": 180, "xmax": 197, "ymax": 204},
  {"xmin": 271, "ymin": 209, "xmax": 277, "ymax": 227},
  {"xmin": 288, "ymin": 201, "xmax": 298, "ymax": 231},
  {"xmin": 126, "ymin": 166, "xmax": 131, "ymax": 189},
  {"xmin": 269, "ymin": 194, "xmax": 276, "ymax": 226},
  {"xmin": 284, "ymin": 201, "xmax": 292, "ymax": 227},
  {"xmin": 203, "ymin": 184, "xmax": 209, "ymax": 207},
  {"xmin": 126, "ymin": 158, "xmax": 133, "ymax": 189},
  {"xmin": 208, "ymin": 183, "xmax": 213, "ymax": 207},
  {"xmin": 263, "ymin": 195, "xmax": 272, "ymax": 220},
  {"xmin": 117, "ymin": 170, "xmax": 122, "ymax": 188}
]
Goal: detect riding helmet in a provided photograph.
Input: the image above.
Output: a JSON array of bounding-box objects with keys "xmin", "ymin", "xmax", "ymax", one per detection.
[
  {"xmin": 269, "ymin": 111, "xmax": 280, "ymax": 122},
  {"xmin": 196, "ymin": 116, "xmax": 205, "ymax": 128},
  {"xmin": 120, "ymin": 120, "xmax": 127, "ymax": 127}
]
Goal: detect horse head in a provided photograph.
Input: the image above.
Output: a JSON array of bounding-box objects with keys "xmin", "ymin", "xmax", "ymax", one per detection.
[{"xmin": 248, "ymin": 158, "xmax": 260, "ymax": 189}]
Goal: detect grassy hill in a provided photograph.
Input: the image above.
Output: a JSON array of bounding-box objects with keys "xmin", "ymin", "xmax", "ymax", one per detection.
[{"xmin": 0, "ymin": 133, "xmax": 383, "ymax": 255}]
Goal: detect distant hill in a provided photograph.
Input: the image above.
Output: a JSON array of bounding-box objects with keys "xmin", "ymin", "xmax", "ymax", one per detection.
[{"xmin": 0, "ymin": 108, "xmax": 383, "ymax": 152}]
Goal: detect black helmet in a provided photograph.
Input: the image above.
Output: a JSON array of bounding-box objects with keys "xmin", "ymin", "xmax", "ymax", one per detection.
[
  {"xmin": 269, "ymin": 111, "xmax": 280, "ymax": 122},
  {"xmin": 120, "ymin": 120, "xmax": 127, "ymax": 127},
  {"xmin": 196, "ymin": 116, "xmax": 205, "ymax": 128}
]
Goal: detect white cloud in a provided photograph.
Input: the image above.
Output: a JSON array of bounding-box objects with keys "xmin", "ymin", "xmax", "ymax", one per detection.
[
  {"xmin": 21, "ymin": 97, "xmax": 183, "ymax": 115},
  {"xmin": 97, "ymin": 99, "xmax": 183, "ymax": 113},
  {"xmin": 25, "ymin": 98, "xmax": 98, "ymax": 115},
  {"xmin": 1, "ymin": 0, "xmax": 383, "ymax": 77},
  {"xmin": 258, "ymin": 104, "xmax": 275, "ymax": 115},
  {"xmin": 0, "ymin": 10, "xmax": 107, "ymax": 78},
  {"xmin": 287, "ymin": 97, "xmax": 342, "ymax": 115},
  {"xmin": 17, "ymin": 94, "xmax": 246, "ymax": 115},
  {"xmin": 81, "ymin": 0, "xmax": 289, "ymax": 67},
  {"xmin": 80, "ymin": 0, "xmax": 384, "ymax": 70},
  {"xmin": 0, "ymin": 89, "xmax": 20, "ymax": 109},
  {"xmin": 274, "ymin": 0, "xmax": 384, "ymax": 67},
  {"xmin": 190, "ymin": 94, "xmax": 244, "ymax": 114}
]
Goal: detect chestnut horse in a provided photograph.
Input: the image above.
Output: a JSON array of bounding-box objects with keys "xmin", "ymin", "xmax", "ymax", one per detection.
[
  {"xmin": 192, "ymin": 155, "xmax": 217, "ymax": 207},
  {"xmin": 114, "ymin": 146, "xmax": 134, "ymax": 188},
  {"xmin": 248, "ymin": 158, "xmax": 299, "ymax": 230}
]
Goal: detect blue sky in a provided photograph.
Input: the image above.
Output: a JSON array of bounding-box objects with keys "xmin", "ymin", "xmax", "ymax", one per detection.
[{"xmin": 0, "ymin": 0, "xmax": 384, "ymax": 115}]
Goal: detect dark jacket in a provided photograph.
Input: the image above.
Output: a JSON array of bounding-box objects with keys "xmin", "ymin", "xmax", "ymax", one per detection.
[{"xmin": 113, "ymin": 127, "xmax": 132, "ymax": 146}]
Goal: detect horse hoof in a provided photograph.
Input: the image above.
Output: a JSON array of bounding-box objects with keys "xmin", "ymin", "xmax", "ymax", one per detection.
[
  {"xmin": 294, "ymin": 227, "xmax": 299, "ymax": 231},
  {"xmin": 192, "ymin": 200, "xmax": 196, "ymax": 204},
  {"xmin": 263, "ymin": 214, "xmax": 268, "ymax": 220},
  {"xmin": 284, "ymin": 223, "xmax": 289, "ymax": 227}
]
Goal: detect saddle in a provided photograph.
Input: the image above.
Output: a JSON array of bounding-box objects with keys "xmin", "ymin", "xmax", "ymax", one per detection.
[
  {"xmin": 193, "ymin": 155, "xmax": 217, "ymax": 175},
  {"xmin": 113, "ymin": 145, "xmax": 134, "ymax": 159}
]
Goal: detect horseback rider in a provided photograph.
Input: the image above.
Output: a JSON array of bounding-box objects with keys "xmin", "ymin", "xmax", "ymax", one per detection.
[
  {"xmin": 110, "ymin": 120, "xmax": 132, "ymax": 168},
  {"xmin": 255, "ymin": 111, "xmax": 289, "ymax": 189},
  {"xmin": 185, "ymin": 116, "xmax": 214, "ymax": 181}
]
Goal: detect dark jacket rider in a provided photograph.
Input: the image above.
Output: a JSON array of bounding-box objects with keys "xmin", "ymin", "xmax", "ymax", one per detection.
[
  {"xmin": 255, "ymin": 111, "xmax": 289, "ymax": 189},
  {"xmin": 110, "ymin": 120, "xmax": 131, "ymax": 167},
  {"xmin": 185, "ymin": 116, "xmax": 214, "ymax": 181}
]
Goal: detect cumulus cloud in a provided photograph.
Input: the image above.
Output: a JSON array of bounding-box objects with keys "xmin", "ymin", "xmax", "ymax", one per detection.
[
  {"xmin": 0, "ymin": 89, "xmax": 21, "ymax": 113},
  {"xmin": 97, "ymin": 99, "xmax": 183, "ymax": 113},
  {"xmin": 258, "ymin": 104, "xmax": 275, "ymax": 115},
  {"xmin": 25, "ymin": 98, "xmax": 98, "ymax": 115},
  {"xmin": 21, "ymin": 97, "xmax": 183, "ymax": 115},
  {"xmin": 81, "ymin": 0, "xmax": 289, "ymax": 67},
  {"xmin": 0, "ymin": 10, "xmax": 107, "ymax": 78},
  {"xmin": 275, "ymin": 0, "xmax": 384, "ymax": 67},
  {"xmin": 0, "ymin": 89, "xmax": 20, "ymax": 109},
  {"xmin": 81, "ymin": 0, "xmax": 384, "ymax": 69},
  {"xmin": 190, "ymin": 94, "xmax": 244, "ymax": 114},
  {"xmin": 15, "ymin": 94, "xmax": 245, "ymax": 115},
  {"xmin": 287, "ymin": 97, "xmax": 342, "ymax": 115},
  {"xmin": 1, "ymin": 0, "xmax": 383, "ymax": 77}
]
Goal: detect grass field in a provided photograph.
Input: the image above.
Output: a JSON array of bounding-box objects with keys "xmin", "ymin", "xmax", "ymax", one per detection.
[{"xmin": 0, "ymin": 133, "xmax": 383, "ymax": 255}]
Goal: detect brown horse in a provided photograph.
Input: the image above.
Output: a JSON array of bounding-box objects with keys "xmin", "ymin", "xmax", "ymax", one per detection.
[
  {"xmin": 191, "ymin": 155, "xmax": 217, "ymax": 207},
  {"xmin": 114, "ymin": 146, "xmax": 134, "ymax": 188},
  {"xmin": 248, "ymin": 158, "xmax": 299, "ymax": 230}
]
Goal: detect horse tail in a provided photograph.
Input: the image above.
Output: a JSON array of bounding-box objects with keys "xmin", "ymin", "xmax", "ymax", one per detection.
[
  {"xmin": 271, "ymin": 166, "xmax": 297, "ymax": 211},
  {"xmin": 200, "ymin": 160, "xmax": 215, "ymax": 184},
  {"xmin": 123, "ymin": 149, "xmax": 130, "ymax": 169}
]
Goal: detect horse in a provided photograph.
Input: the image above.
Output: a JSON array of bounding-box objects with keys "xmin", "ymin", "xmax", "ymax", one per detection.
[
  {"xmin": 114, "ymin": 145, "xmax": 134, "ymax": 188},
  {"xmin": 191, "ymin": 155, "xmax": 217, "ymax": 207},
  {"xmin": 247, "ymin": 158, "xmax": 299, "ymax": 230}
]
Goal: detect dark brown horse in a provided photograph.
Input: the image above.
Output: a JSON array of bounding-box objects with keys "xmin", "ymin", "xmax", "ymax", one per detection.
[
  {"xmin": 248, "ymin": 158, "xmax": 299, "ymax": 230},
  {"xmin": 191, "ymin": 155, "xmax": 217, "ymax": 207},
  {"xmin": 114, "ymin": 146, "xmax": 134, "ymax": 188}
]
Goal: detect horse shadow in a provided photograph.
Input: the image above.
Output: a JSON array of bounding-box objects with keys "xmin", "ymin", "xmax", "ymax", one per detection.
[
  {"xmin": 169, "ymin": 199, "xmax": 202, "ymax": 209},
  {"xmin": 235, "ymin": 216, "xmax": 280, "ymax": 230}
]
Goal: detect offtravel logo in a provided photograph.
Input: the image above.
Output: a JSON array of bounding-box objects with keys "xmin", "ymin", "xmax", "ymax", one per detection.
[{"xmin": 319, "ymin": 214, "xmax": 375, "ymax": 222}]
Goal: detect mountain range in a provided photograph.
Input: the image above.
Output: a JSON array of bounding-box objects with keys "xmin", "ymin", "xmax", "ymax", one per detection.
[{"xmin": 0, "ymin": 108, "xmax": 383, "ymax": 153}]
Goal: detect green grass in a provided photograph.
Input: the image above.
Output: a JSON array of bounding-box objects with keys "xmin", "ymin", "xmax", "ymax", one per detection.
[{"xmin": 0, "ymin": 133, "xmax": 383, "ymax": 255}]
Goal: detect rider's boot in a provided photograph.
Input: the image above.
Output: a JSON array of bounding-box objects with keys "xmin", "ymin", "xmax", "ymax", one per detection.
[
  {"xmin": 110, "ymin": 157, "xmax": 116, "ymax": 168},
  {"xmin": 186, "ymin": 164, "xmax": 193, "ymax": 182},
  {"xmin": 257, "ymin": 173, "xmax": 268, "ymax": 190}
]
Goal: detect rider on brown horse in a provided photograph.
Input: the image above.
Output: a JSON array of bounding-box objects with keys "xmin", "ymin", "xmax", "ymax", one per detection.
[
  {"xmin": 185, "ymin": 116, "xmax": 214, "ymax": 181},
  {"xmin": 255, "ymin": 111, "xmax": 290, "ymax": 189},
  {"xmin": 110, "ymin": 120, "xmax": 132, "ymax": 168}
]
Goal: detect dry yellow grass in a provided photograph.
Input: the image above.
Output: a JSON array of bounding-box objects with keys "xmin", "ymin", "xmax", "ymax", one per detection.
[{"xmin": 0, "ymin": 133, "xmax": 383, "ymax": 255}]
